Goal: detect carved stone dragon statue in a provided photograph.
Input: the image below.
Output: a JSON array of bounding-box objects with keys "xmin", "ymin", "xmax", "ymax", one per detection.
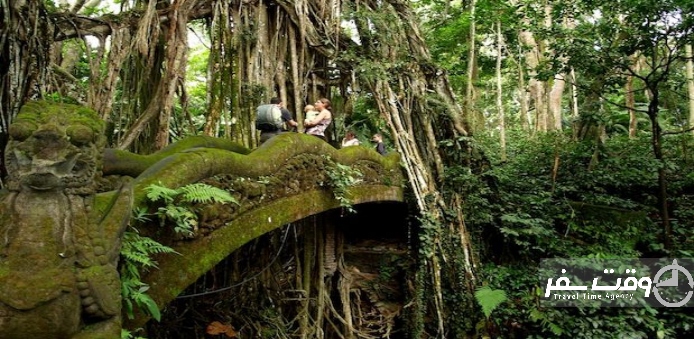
[{"xmin": 0, "ymin": 101, "xmax": 131, "ymax": 339}]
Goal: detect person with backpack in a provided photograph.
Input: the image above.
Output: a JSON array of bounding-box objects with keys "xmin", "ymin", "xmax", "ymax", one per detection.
[{"xmin": 256, "ymin": 97, "xmax": 298, "ymax": 143}]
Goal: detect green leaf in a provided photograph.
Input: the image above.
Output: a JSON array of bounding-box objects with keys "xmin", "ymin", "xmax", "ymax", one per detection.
[
  {"xmin": 179, "ymin": 183, "xmax": 236, "ymax": 204},
  {"xmin": 142, "ymin": 295, "xmax": 162, "ymax": 321},
  {"xmin": 474, "ymin": 286, "xmax": 507, "ymax": 319},
  {"xmin": 145, "ymin": 183, "xmax": 178, "ymax": 203}
]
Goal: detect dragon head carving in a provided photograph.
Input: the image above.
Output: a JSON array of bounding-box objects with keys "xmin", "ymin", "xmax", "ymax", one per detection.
[{"xmin": 4, "ymin": 100, "xmax": 105, "ymax": 194}]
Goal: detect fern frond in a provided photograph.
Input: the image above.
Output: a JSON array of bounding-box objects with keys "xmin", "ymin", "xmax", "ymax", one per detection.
[
  {"xmin": 121, "ymin": 232, "xmax": 176, "ymax": 268},
  {"xmin": 474, "ymin": 285, "xmax": 508, "ymax": 319},
  {"xmin": 132, "ymin": 207, "xmax": 152, "ymax": 222},
  {"xmin": 145, "ymin": 183, "xmax": 179, "ymax": 203},
  {"xmin": 179, "ymin": 183, "xmax": 236, "ymax": 204},
  {"xmin": 123, "ymin": 232, "xmax": 176, "ymax": 253}
]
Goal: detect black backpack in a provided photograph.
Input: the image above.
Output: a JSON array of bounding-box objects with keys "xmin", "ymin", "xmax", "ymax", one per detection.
[{"xmin": 255, "ymin": 104, "xmax": 284, "ymax": 131}]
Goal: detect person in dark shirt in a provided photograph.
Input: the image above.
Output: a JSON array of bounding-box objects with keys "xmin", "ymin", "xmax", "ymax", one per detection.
[
  {"xmin": 272, "ymin": 97, "xmax": 298, "ymax": 132},
  {"xmin": 259, "ymin": 97, "xmax": 298, "ymax": 143},
  {"xmin": 372, "ymin": 133, "xmax": 386, "ymax": 155}
]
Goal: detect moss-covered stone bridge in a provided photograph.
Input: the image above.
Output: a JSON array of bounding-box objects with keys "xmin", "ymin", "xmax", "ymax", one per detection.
[
  {"xmin": 0, "ymin": 100, "xmax": 404, "ymax": 339},
  {"xmin": 109, "ymin": 133, "xmax": 405, "ymax": 328}
]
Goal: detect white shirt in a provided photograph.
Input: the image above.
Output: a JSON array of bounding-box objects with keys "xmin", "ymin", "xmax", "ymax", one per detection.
[{"xmin": 341, "ymin": 138, "xmax": 360, "ymax": 147}]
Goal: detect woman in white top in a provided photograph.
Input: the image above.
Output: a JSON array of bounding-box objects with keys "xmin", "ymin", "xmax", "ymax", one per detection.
[
  {"xmin": 341, "ymin": 131, "xmax": 360, "ymax": 147},
  {"xmin": 304, "ymin": 98, "xmax": 332, "ymax": 141}
]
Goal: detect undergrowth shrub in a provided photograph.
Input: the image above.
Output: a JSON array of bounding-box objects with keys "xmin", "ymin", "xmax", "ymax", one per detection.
[{"xmin": 444, "ymin": 129, "xmax": 694, "ymax": 338}]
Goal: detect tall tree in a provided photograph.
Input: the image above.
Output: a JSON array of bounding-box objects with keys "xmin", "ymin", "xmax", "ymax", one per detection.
[
  {"xmin": 550, "ymin": 0, "xmax": 694, "ymax": 249},
  {"xmin": 546, "ymin": 2, "xmax": 565, "ymax": 131},
  {"xmin": 687, "ymin": 44, "xmax": 694, "ymax": 135},
  {"xmin": 517, "ymin": 1, "xmax": 548, "ymax": 133},
  {"xmin": 0, "ymin": 0, "xmax": 51, "ymax": 179},
  {"xmin": 496, "ymin": 18, "xmax": 507, "ymax": 161},
  {"xmin": 465, "ymin": 0, "xmax": 480, "ymax": 132}
]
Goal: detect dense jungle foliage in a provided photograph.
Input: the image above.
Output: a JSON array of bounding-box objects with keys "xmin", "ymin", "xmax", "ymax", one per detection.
[
  {"xmin": 334, "ymin": 91, "xmax": 694, "ymax": 337},
  {"xmin": 455, "ymin": 130, "xmax": 694, "ymax": 338},
  {"xmin": 3, "ymin": 0, "xmax": 694, "ymax": 338}
]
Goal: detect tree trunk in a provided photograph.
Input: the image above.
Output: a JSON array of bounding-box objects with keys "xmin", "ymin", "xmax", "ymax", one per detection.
[
  {"xmin": 545, "ymin": 3, "xmax": 563, "ymax": 131},
  {"xmin": 570, "ymin": 67, "xmax": 580, "ymax": 139},
  {"xmin": 548, "ymin": 75, "xmax": 565, "ymax": 131},
  {"xmin": 627, "ymin": 53, "xmax": 641, "ymax": 138},
  {"xmin": 0, "ymin": 0, "xmax": 52, "ymax": 179},
  {"xmin": 518, "ymin": 56, "xmax": 530, "ymax": 130},
  {"xmin": 203, "ymin": 2, "xmax": 229, "ymax": 138},
  {"xmin": 519, "ymin": 29, "xmax": 544, "ymax": 133},
  {"xmin": 626, "ymin": 73, "xmax": 637, "ymax": 138},
  {"xmin": 565, "ymin": 12, "xmax": 579, "ymax": 137},
  {"xmin": 366, "ymin": 1, "xmax": 478, "ymax": 336},
  {"xmin": 300, "ymin": 221, "xmax": 315, "ymax": 339},
  {"xmin": 647, "ymin": 88, "xmax": 671, "ymax": 249},
  {"xmin": 465, "ymin": 0, "xmax": 479, "ymax": 133},
  {"xmin": 687, "ymin": 44, "xmax": 694, "ymax": 135},
  {"xmin": 496, "ymin": 19, "xmax": 507, "ymax": 161}
]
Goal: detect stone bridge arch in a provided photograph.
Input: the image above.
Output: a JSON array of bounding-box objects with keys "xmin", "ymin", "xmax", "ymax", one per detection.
[{"xmin": 111, "ymin": 133, "xmax": 405, "ymax": 327}]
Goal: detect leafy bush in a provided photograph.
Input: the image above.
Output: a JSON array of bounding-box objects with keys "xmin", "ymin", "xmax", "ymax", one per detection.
[
  {"xmin": 443, "ymin": 129, "xmax": 694, "ymax": 337},
  {"xmin": 120, "ymin": 182, "xmax": 238, "ymax": 323},
  {"xmin": 322, "ymin": 155, "xmax": 364, "ymax": 213},
  {"xmin": 145, "ymin": 182, "xmax": 237, "ymax": 237}
]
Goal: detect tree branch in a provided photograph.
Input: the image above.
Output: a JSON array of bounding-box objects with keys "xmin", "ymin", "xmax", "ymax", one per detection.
[
  {"xmin": 662, "ymin": 126, "xmax": 694, "ymax": 136},
  {"xmin": 51, "ymin": 1, "xmax": 213, "ymax": 40}
]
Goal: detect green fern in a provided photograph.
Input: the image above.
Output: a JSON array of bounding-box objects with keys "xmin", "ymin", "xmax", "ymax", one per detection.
[
  {"xmin": 529, "ymin": 309, "xmax": 564, "ymax": 336},
  {"xmin": 145, "ymin": 182, "xmax": 238, "ymax": 236},
  {"xmin": 121, "ymin": 276, "xmax": 160, "ymax": 322},
  {"xmin": 122, "ymin": 182, "xmax": 237, "ymax": 321},
  {"xmin": 179, "ymin": 183, "xmax": 235, "ymax": 204},
  {"xmin": 145, "ymin": 184, "xmax": 179, "ymax": 204},
  {"xmin": 132, "ymin": 207, "xmax": 151, "ymax": 223},
  {"xmin": 474, "ymin": 285, "xmax": 508, "ymax": 319},
  {"xmin": 120, "ymin": 229, "xmax": 176, "ymax": 322},
  {"xmin": 121, "ymin": 231, "xmax": 177, "ymax": 269}
]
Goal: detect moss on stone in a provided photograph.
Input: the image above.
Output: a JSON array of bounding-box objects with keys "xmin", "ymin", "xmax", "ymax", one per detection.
[
  {"xmin": 16, "ymin": 100, "xmax": 104, "ymax": 134},
  {"xmin": 7, "ymin": 121, "xmax": 37, "ymax": 140},
  {"xmin": 66, "ymin": 125, "xmax": 95, "ymax": 145},
  {"xmin": 102, "ymin": 136, "xmax": 251, "ymax": 177},
  {"xmin": 129, "ymin": 133, "xmax": 401, "ymax": 202}
]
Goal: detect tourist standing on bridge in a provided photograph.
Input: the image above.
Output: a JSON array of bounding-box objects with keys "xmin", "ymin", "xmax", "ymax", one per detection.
[
  {"xmin": 256, "ymin": 97, "xmax": 298, "ymax": 143},
  {"xmin": 341, "ymin": 131, "xmax": 360, "ymax": 147},
  {"xmin": 304, "ymin": 98, "xmax": 332, "ymax": 141},
  {"xmin": 372, "ymin": 133, "xmax": 386, "ymax": 155}
]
